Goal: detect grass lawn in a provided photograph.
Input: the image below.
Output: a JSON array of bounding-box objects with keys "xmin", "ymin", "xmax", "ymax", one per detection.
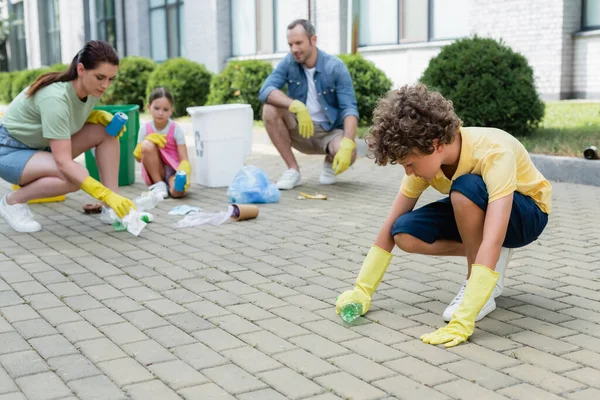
[
  {"xmin": 517, "ymin": 101, "xmax": 600, "ymax": 157},
  {"xmin": 244, "ymin": 102, "xmax": 600, "ymax": 158}
]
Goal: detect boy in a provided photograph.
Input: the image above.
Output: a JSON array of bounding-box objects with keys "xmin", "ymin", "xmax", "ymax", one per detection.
[{"xmin": 336, "ymin": 84, "xmax": 551, "ymax": 347}]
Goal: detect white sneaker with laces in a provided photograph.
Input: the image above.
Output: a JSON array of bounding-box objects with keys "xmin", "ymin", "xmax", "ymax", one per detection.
[
  {"xmin": 442, "ymin": 280, "xmax": 497, "ymax": 322},
  {"xmin": 0, "ymin": 194, "xmax": 42, "ymax": 233},
  {"xmin": 319, "ymin": 161, "xmax": 337, "ymax": 185},
  {"xmin": 149, "ymin": 181, "xmax": 169, "ymax": 199},
  {"xmin": 276, "ymin": 168, "xmax": 301, "ymax": 190},
  {"xmin": 493, "ymin": 247, "xmax": 513, "ymax": 298}
]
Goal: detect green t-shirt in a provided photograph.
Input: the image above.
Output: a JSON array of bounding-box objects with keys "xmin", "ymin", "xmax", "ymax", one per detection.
[{"xmin": 1, "ymin": 81, "xmax": 99, "ymax": 149}]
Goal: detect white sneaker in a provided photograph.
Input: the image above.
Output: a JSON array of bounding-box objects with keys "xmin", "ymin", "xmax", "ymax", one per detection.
[
  {"xmin": 442, "ymin": 280, "xmax": 497, "ymax": 322},
  {"xmin": 0, "ymin": 195, "xmax": 42, "ymax": 233},
  {"xmin": 276, "ymin": 169, "xmax": 301, "ymax": 190},
  {"xmin": 319, "ymin": 161, "xmax": 337, "ymax": 185},
  {"xmin": 493, "ymin": 247, "xmax": 513, "ymax": 298},
  {"xmin": 149, "ymin": 181, "xmax": 169, "ymax": 199}
]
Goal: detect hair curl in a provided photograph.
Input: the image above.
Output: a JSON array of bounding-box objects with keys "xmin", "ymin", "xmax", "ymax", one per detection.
[{"xmin": 366, "ymin": 83, "xmax": 461, "ymax": 166}]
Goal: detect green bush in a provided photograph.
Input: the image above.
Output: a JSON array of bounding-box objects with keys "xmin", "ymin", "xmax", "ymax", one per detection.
[
  {"xmin": 48, "ymin": 63, "xmax": 68, "ymax": 72},
  {"xmin": 206, "ymin": 60, "xmax": 273, "ymax": 120},
  {"xmin": 11, "ymin": 68, "xmax": 50, "ymax": 99},
  {"xmin": 0, "ymin": 71, "xmax": 17, "ymax": 103},
  {"xmin": 146, "ymin": 58, "xmax": 212, "ymax": 117},
  {"xmin": 338, "ymin": 53, "xmax": 392, "ymax": 126},
  {"xmin": 102, "ymin": 56, "xmax": 156, "ymax": 108},
  {"xmin": 420, "ymin": 36, "xmax": 545, "ymax": 137}
]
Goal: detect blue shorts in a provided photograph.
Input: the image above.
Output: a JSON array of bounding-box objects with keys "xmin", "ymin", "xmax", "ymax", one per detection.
[
  {"xmin": 0, "ymin": 124, "xmax": 43, "ymax": 185},
  {"xmin": 392, "ymin": 174, "xmax": 549, "ymax": 249}
]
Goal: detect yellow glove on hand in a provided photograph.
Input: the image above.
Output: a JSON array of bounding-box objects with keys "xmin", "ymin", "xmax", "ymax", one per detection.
[
  {"xmin": 86, "ymin": 110, "xmax": 126, "ymax": 139},
  {"xmin": 332, "ymin": 137, "xmax": 356, "ymax": 175},
  {"xmin": 421, "ymin": 264, "xmax": 499, "ymax": 348},
  {"xmin": 336, "ymin": 245, "xmax": 393, "ymax": 319},
  {"xmin": 177, "ymin": 160, "xmax": 191, "ymax": 192},
  {"xmin": 80, "ymin": 176, "xmax": 136, "ymax": 219},
  {"xmin": 133, "ymin": 143, "xmax": 142, "ymax": 161},
  {"xmin": 289, "ymin": 100, "xmax": 314, "ymax": 139},
  {"xmin": 145, "ymin": 133, "xmax": 167, "ymax": 148}
]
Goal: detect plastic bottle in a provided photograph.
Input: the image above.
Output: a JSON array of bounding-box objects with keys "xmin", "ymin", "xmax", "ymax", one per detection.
[
  {"xmin": 174, "ymin": 171, "xmax": 186, "ymax": 192},
  {"xmin": 134, "ymin": 192, "xmax": 162, "ymax": 211},
  {"xmin": 339, "ymin": 303, "xmax": 363, "ymax": 323}
]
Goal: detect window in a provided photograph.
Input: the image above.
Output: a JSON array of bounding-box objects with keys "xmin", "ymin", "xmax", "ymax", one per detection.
[
  {"xmin": 357, "ymin": 0, "xmax": 469, "ymax": 46},
  {"xmin": 583, "ymin": 0, "xmax": 600, "ymax": 30},
  {"xmin": 274, "ymin": 0, "xmax": 307, "ymax": 53},
  {"xmin": 149, "ymin": 0, "xmax": 184, "ymax": 62},
  {"xmin": 42, "ymin": 0, "xmax": 62, "ymax": 65},
  {"xmin": 230, "ymin": 0, "xmax": 308, "ymax": 56},
  {"xmin": 8, "ymin": 0, "xmax": 27, "ymax": 70},
  {"xmin": 358, "ymin": 0, "xmax": 398, "ymax": 46},
  {"xmin": 95, "ymin": 0, "xmax": 117, "ymax": 49},
  {"xmin": 231, "ymin": 0, "xmax": 257, "ymax": 56}
]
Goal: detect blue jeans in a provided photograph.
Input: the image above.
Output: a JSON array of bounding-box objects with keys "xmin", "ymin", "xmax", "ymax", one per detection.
[
  {"xmin": 392, "ymin": 174, "xmax": 549, "ymax": 248},
  {"xmin": 0, "ymin": 125, "xmax": 45, "ymax": 185}
]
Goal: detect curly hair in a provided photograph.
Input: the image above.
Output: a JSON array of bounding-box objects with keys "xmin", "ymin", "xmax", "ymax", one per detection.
[{"xmin": 366, "ymin": 84, "xmax": 462, "ymax": 166}]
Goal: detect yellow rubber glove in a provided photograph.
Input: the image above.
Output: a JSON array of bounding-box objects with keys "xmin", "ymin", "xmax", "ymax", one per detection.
[
  {"xmin": 332, "ymin": 137, "xmax": 356, "ymax": 175},
  {"xmin": 133, "ymin": 143, "xmax": 142, "ymax": 161},
  {"xmin": 80, "ymin": 176, "xmax": 136, "ymax": 219},
  {"xmin": 177, "ymin": 160, "xmax": 191, "ymax": 192},
  {"xmin": 421, "ymin": 264, "xmax": 499, "ymax": 348},
  {"xmin": 86, "ymin": 110, "xmax": 126, "ymax": 139},
  {"xmin": 336, "ymin": 245, "xmax": 393, "ymax": 316},
  {"xmin": 289, "ymin": 100, "xmax": 314, "ymax": 139},
  {"xmin": 144, "ymin": 133, "xmax": 167, "ymax": 148}
]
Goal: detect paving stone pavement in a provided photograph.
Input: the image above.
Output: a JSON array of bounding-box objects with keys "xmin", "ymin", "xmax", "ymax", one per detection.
[{"xmin": 0, "ymin": 126, "xmax": 599, "ymax": 399}]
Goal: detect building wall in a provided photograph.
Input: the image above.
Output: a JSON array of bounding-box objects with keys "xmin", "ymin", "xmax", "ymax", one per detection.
[
  {"xmin": 573, "ymin": 32, "xmax": 600, "ymax": 98},
  {"xmin": 9, "ymin": 0, "xmax": 600, "ymax": 101},
  {"xmin": 182, "ymin": 0, "xmax": 230, "ymax": 73},
  {"xmin": 469, "ymin": 0, "xmax": 574, "ymax": 100},
  {"xmin": 360, "ymin": 42, "xmax": 449, "ymax": 89}
]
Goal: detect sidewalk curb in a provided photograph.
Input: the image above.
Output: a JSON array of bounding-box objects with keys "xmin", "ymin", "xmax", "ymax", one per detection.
[{"xmin": 531, "ymin": 154, "xmax": 600, "ymax": 187}]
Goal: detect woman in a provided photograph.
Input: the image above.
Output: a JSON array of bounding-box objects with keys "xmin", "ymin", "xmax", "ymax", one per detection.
[{"xmin": 0, "ymin": 40, "xmax": 135, "ymax": 233}]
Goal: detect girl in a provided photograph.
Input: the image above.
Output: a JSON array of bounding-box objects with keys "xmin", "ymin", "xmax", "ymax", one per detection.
[
  {"xmin": 0, "ymin": 40, "xmax": 135, "ymax": 233},
  {"xmin": 133, "ymin": 87, "xmax": 191, "ymax": 198}
]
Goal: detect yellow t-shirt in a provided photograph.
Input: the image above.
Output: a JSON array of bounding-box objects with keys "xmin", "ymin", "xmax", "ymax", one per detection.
[{"xmin": 400, "ymin": 127, "xmax": 552, "ymax": 214}]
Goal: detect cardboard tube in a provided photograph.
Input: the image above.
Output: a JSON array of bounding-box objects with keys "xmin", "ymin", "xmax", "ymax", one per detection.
[{"xmin": 231, "ymin": 204, "xmax": 259, "ymax": 221}]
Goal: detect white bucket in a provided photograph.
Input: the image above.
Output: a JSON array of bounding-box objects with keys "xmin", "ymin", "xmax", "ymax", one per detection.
[{"xmin": 186, "ymin": 104, "xmax": 254, "ymax": 188}]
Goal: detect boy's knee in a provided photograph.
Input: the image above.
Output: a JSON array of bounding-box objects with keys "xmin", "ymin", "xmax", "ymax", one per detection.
[
  {"xmin": 450, "ymin": 190, "xmax": 475, "ymax": 208},
  {"xmin": 394, "ymin": 233, "xmax": 422, "ymax": 253},
  {"xmin": 452, "ymin": 174, "xmax": 485, "ymax": 191},
  {"xmin": 450, "ymin": 174, "xmax": 487, "ymax": 211}
]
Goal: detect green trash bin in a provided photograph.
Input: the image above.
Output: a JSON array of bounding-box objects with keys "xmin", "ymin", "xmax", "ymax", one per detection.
[{"xmin": 84, "ymin": 104, "xmax": 140, "ymax": 186}]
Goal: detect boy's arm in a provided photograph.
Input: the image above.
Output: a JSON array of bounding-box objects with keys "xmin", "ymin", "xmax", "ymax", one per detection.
[
  {"xmin": 476, "ymin": 192, "xmax": 513, "ymax": 269},
  {"xmin": 335, "ymin": 190, "xmax": 419, "ymax": 318}
]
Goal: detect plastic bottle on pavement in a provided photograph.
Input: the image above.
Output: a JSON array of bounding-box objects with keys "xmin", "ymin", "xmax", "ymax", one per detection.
[
  {"xmin": 339, "ymin": 303, "xmax": 363, "ymax": 323},
  {"xmin": 134, "ymin": 192, "xmax": 163, "ymax": 211}
]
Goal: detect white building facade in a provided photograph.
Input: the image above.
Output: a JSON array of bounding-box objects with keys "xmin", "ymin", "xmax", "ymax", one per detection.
[{"xmin": 3, "ymin": 0, "xmax": 600, "ymax": 100}]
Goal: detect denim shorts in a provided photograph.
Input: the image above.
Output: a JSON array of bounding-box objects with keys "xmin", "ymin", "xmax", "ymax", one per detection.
[
  {"xmin": 0, "ymin": 124, "xmax": 41, "ymax": 184},
  {"xmin": 392, "ymin": 174, "xmax": 549, "ymax": 249}
]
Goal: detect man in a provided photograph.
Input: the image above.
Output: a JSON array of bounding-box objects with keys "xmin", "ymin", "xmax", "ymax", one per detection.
[{"xmin": 259, "ymin": 19, "xmax": 359, "ymax": 189}]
